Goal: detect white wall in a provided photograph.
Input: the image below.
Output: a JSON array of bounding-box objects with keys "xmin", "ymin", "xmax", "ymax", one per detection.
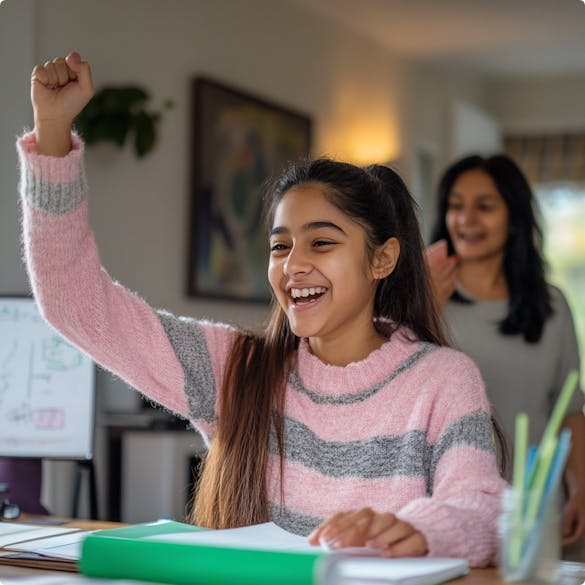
[
  {"xmin": 0, "ymin": 0, "xmax": 36, "ymax": 294},
  {"xmin": 451, "ymin": 99, "xmax": 502, "ymax": 159},
  {"xmin": 485, "ymin": 74, "xmax": 585, "ymax": 132},
  {"xmin": 0, "ymin": 0, "xmax": 488, "ymax": 519},
  {"xmin": 396, "ymin": 65, "xmax": 489, "ymax": 234}
]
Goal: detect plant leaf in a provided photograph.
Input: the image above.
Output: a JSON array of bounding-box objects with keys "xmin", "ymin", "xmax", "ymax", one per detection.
[
  {"xmin": 74, "ymin": 85, "xmax": 167, "ymax": 157},
  {"xmin": 98, "ymin": 86, "xmax": 149, "ymax": 112},
  {"xmin": 133, "ymin": 111, "xmax": 157, "ymax": 157}
]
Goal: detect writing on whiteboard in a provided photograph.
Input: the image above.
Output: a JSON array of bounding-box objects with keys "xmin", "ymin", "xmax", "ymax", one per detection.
[{"xmin": 0, "ymin": 298, "xmax": 95, "ymax": 459}]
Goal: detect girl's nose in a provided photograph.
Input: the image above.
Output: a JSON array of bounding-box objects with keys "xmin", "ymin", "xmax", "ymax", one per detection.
[{"xmin": 283, "ymin": 246, "xmax": 311, "ymax": 276}]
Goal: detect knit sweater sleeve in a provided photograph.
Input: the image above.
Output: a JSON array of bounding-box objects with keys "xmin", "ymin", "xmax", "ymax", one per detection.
[
  {"xmin": 17, "ymin": 131, "xmax": 229, "ymax": 434},
  {"xmin": 396, "ymin": 349, "xmax": 508, "ymax": 567}
]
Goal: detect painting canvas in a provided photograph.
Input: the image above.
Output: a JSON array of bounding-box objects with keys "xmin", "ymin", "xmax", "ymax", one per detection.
[{"xmin": 189, "ymin": 77, "xmax": 312, "ymax": 302}]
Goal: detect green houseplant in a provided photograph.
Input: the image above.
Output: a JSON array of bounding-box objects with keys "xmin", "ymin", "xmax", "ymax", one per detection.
[{"xmin": 74, "ymin": 86, "xmax": 173, "ymax": 158}]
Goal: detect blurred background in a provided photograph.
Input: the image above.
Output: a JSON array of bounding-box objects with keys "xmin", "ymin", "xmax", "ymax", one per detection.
[{"xmin": 1, "ymin": 0, "xmax": 584, "ymax": 521}]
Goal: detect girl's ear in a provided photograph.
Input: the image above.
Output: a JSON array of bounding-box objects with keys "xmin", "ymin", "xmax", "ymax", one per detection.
[{"xmin": 372, "ymin": 237, "xmax": 400, "ymax": 279}]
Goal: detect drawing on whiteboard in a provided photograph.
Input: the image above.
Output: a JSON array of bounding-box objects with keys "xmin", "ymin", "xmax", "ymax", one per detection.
[
  {"xmin": 0, "ymin": 297, "xmax": 95, "ymax": 458},
  {"xmin": 42, "ymin": 336, "xmax": 82, "ymax": 372},
  {"xmin": 0, "ymin": 339, "xmax": 18, "ymax": 403},
  {"xmin": 5, "ymin": 402, "xmax": 31, "ymax": 423},
  {"xmin": 3, "ymin": 403, "xmax": 65, "ymax": 430},
  {"xmin": 5, "ymin": 337, "xmax": 80, "ymax": 419},
  {"xmin": 33, "ymin": 407, "xmax": 65, "ymax": 429},
  {"xmin": 0, "ymin": 305, "xmax": 42, "ymax": 324}
]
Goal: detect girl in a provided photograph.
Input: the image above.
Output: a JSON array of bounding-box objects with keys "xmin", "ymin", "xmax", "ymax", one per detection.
[
  {"xmin": 428, "ymin": 154, "xmax": 585, "ymax": 549},
  {"xmin": 19, "ymin": 53, "xmax": 505, "ymax": 566}
]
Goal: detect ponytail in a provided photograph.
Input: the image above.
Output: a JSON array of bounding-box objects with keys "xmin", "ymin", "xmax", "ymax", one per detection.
[{"xmin": 365, "ymin": 165, "xmax": 447, "ymax": 346}]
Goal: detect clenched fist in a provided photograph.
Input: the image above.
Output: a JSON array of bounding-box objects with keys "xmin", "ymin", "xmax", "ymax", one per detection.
[{"xmin": 31, "ymin": 52, "xmax": 94, "ymax": 156}]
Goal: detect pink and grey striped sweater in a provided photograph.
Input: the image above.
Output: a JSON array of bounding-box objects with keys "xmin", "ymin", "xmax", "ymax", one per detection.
[{"xmin": 17, "ymin": 132, "xmax": 506, "ymax": 566}]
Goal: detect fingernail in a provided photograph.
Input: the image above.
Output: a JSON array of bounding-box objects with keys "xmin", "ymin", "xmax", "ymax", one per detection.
[{"xmin": 319, "ymin": 535, "xmax": 339, "ymax": 551}]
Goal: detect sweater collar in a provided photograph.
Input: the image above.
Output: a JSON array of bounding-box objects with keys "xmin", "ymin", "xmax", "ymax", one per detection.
[{"xmin": 293, "ymin": 328, "xmax": 427, "ymax": 397}]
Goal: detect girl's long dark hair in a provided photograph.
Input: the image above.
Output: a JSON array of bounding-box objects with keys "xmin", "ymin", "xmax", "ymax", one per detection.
[
  {"xmin": 191, "ymin": 159, "xmax": 449, "ymax": 528},
  {"xmin": 430, "ymin": 154, "xmax": 552, "ymax": 343}
]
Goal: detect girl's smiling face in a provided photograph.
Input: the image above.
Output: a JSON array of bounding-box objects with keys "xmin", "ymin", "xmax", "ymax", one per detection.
[
  {"xmin": 268, "ymin": 183, "xmax": 388, "ymax": 353},
  {"xmin": 446, "ymin": 169, "xmax": 510, "ymax": 264}
]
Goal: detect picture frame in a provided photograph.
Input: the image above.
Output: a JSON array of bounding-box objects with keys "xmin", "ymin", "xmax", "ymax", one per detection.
[{"xmin": 188, "ymin": 77, "xmax": 312, "ymax": 302}]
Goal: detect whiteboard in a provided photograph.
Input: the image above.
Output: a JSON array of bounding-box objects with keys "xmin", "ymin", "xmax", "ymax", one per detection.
[{"xmin": 0, "ymin": 296, "xmax": 95, "ymax": 459}]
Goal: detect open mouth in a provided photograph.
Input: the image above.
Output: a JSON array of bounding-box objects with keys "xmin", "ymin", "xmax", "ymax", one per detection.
[
  {"xmin": 289, "ymin": 286, "xmax": 327, "ymax": 304},
  {"xmin": 457, "ymin": 233, "xmax": 485, "ymax": 242}
]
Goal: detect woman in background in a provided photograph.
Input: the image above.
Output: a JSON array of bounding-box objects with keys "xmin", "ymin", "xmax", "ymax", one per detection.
[{"xmin": 427, "ymin": 153, "xmax": 585, "ymax": 551}]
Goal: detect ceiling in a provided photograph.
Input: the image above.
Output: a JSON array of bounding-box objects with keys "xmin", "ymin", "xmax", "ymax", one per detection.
[{"xmin": 286, "ymin": 0, "xmax": 585, "ymax": 77}]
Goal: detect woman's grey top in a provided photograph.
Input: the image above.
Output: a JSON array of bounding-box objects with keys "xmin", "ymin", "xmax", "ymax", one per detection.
[{"xmin": 444, "ymin": 284, "xmax": 583, "ymax": 475}]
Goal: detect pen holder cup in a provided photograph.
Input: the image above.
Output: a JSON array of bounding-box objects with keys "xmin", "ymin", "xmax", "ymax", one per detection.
[{"xmin": 498, "ymin": 487, "xmax": 561, "ymax": 584}]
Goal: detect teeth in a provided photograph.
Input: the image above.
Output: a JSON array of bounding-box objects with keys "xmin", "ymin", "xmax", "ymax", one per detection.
[{"xmin": 290, "ymin": 287, "xmax": 326, "ymax": 299}]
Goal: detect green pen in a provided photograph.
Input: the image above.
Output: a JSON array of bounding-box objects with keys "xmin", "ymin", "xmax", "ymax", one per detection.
[
  {"xmin": 509, "ymin": 413, "xmax": 528, "ymax": 569},
  {"xmin": 527, "ymin": 370, "xmax": 579, "ymax": 491}
]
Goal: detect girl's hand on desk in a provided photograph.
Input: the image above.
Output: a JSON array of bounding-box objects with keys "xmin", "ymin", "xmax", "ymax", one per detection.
[
  {"xmin": 308, "ymin": 508, "xmax": 428, "ymax": 557},
  {"xmin": 31, "ymin": 52, "xmax": 94, "ymax": 156}
]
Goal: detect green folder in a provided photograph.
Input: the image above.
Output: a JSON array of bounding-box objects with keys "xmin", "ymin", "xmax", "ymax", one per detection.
[{"xmin": 79, "ymin": 520, "xmax": 322, "ymax": 585}]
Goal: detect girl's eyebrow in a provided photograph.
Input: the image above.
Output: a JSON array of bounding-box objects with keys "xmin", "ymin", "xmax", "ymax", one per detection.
[{"xmin": 270, "ymin": 221, "xmax": 347, "ymax": 237}]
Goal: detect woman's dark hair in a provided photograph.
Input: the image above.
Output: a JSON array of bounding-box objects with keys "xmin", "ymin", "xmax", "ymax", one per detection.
[
  {"xmin": 431, "ymin": 154, "xmax": 552, "ymax": 343},
  {"xmin": 191, "ymin": 159, "xmax": 449, "ymax": 529}
]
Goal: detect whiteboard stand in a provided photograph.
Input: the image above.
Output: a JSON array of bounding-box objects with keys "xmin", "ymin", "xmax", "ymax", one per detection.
[{"xmin": 72, "ymin": 459, "xmax": 98, "ymax": 519}]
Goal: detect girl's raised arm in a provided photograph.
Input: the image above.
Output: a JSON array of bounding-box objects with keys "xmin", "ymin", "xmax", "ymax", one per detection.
[
  {"xmin": 31, "ymin": 52, "xmax": 94, "ymax": 156},
  {"xmin": 18, "ymin": 53, "xmax": 232, "ymax": 434}
]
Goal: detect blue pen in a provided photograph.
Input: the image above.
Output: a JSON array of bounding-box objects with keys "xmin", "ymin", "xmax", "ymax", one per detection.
[
  {"xmin": 525, "ymin": 445, "xmax": 538, "ymax": 484},
  {"xmin": 517, "ymin": 429, "xmax": 572, "ymax": 578},
  {"xmin": 542, "ymin": 428, "xmax": 571, "ymax": 506}
]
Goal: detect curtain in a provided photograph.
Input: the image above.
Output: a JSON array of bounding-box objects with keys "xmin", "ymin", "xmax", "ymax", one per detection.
[{"xmin": 504, "ymin": 131, "xmax": 585, "ymax": 185}]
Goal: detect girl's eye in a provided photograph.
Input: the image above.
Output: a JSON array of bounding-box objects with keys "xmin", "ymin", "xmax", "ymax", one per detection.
[
  {"xmin": 270, "ymin": 243, "xmax": 288, "ymax": 252},
  {"xmin": 313, "ymin": 240, "xmax": 334, "ymax": 248}
]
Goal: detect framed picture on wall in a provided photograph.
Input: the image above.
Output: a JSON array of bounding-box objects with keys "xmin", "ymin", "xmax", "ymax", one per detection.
[{"xmin": 188, "ymin": 77, "xmax": 312, "ymax": 302}]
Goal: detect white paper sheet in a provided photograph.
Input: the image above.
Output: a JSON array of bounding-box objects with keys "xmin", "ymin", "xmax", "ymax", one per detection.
[
  {"xmin": 0, "ymin": 524, "xmax": 79, "ymax": 548},
  {"xmin": 318, "ymin": 556, "xmax": 469, "ymax": 585},
  {"xmin": 4, "ymin": 530, "xmax": 91, "ymax": 560},
  {"xmin": 145, "ymin": 521, "xmax": 318, "ymax": 552}
]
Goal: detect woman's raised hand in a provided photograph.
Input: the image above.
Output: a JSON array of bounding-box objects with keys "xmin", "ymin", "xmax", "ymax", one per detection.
[
  {"xmin": 31, "ymin": 52, "xmax": 94, "ymax": 156},
  {"xmin": 425, "ymin": 239, "xmax": 458, "ymax": 310}
]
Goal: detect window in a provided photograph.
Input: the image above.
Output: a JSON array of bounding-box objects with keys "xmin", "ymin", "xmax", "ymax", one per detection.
[
  {"xmin": 505, "ymin": 131, "xmax": 585, "ymax": 379},
  {"xmin": 536, "ymin": 183, "xmax": 585, "ymax": 379}
]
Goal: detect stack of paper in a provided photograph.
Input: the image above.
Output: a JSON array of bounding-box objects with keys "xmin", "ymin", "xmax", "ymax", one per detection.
[
  {"xmin": 0, "ymin": 522, "xmax": 88, "ymax": 572},
  {"xmin": 2, "ymin": 518, "xmax": 471, "ymax": 584},
  {"xmin": 78, "ymin": 520, "xmax": 469, "ymax": 585}
]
